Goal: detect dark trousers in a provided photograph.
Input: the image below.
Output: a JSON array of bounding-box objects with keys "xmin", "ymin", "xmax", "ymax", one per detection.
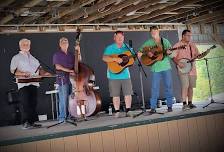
[{"xmin": 19, "ymin": 85, "xmax": 38, "ymax": 124}]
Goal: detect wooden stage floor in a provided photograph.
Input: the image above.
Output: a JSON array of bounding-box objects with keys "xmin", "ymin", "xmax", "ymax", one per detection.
[{"xmin": 0, "ymin": 97, "xmax": 224, "ymax": 147}]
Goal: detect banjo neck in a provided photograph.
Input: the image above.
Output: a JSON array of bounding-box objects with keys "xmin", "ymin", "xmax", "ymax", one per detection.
[{"xmin": 188, "ymin": 45, "xmax": 216, "ymax": 63}]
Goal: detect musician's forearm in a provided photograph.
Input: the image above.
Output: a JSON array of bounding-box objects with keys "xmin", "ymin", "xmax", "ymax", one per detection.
[
  {"xmin": 39, "ymin": 69, "xmax": 51, "ymax": 76},
  {"xmin": 55, "ymin": 64, "xmax": 72, "ymax": 73},
  {"xmin": 12, "ymin": 70, "xmax": 26, "ymax": 76},
  {"xmin": 102, "ymin": 56, "xmax": 115, "ymax": 62}
]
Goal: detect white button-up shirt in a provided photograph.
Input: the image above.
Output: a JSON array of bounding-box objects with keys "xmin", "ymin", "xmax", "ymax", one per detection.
[{"xmin": 10, "ymin": 51, "xmax": 40, "ymax": 89}]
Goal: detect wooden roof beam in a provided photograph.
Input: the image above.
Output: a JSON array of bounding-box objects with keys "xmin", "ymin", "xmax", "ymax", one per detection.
[
  {"xmin": 160, "ymin": 0, "xmax": 224, "ymax": 23},
  {"xmin": 115, "ymin": 3, "xmax": 171, "ymax": 23},
  {"xmin": 0, "ymin": 0, "xmax": 43, "ymax": 24},
  {"xmin": 132, "ymin": 0, "xmax": 202, "ymax": 23},
  {"xmin": 100, "ymin": 0, "xmax": 158, "ymax": 23},
  {"xmin": 77, "ymin": 0, "xmax": 138, "ymax": 23},
  {"xmin": 60, "ymin": 0, "xmax": 117, "ymax": 23},
  {"xmin": 186, "ymin": 9, "xmax": 224, "ymax": 24},
  {"xmin": 19, "ymin": 1, "xmax": 67, "ymax": 24},
  {"xmin": 45, "ymin": 0, "xmax": 95, "ymax": 24},
  {"xmin": 0, "ymin": 0, "xmax": 15, "ymax": 8}
]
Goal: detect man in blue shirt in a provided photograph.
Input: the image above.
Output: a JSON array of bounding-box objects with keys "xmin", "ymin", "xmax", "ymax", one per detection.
[{"xmin": 102, "ymin": 31, "xmax": 133, "ymax": 118}]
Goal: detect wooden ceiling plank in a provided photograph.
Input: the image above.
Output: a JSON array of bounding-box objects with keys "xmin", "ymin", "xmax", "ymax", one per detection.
[
  {"xmin": 100, "ymin": 0, "xmax": 157, "ymax": 23},
  {"xmin": 61, "ymin": 0, "xmax": 118, "ymax": 23},
  {"xmin": 79, "ymin": 0, "xmax": 148, "ymax": 23},
  {"xmin": 0, "ymin": 0, "xmax": 15, "ymax": 8},
  {"xmin": 132, "ymin": 0, "xmax": 202, "ymax": 23},
  {"xmin": 116, "ymin": 3, "xmax": 171, "ymax": 23},
  {"xmin": 0, "ymin": 0, "xmax": 43, "ymax": 24},
  {"xmin": 186, "ymin": 10, "xmax": 224, "ymax": 24},
  {"xmin": 19, "ymin": 1, "xmax": 67, "ymax": 24},
  {"xmin": 161, "ymin": 0, "xmax": 224, "ymax": 23}
]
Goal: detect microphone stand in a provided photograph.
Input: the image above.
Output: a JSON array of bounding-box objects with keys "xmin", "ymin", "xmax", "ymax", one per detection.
[
  {"xmin": 123, "ymin": 42, "xmax": 149, "ymax": 118},
  {"xmin": 197, "ymin": 57, "xmax": 224, "ymax": 108}
]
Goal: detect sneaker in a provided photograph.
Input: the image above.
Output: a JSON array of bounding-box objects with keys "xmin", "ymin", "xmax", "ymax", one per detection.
[
  {"xmin": 149, "ymin": 109, "xmax": 156, "ymax": 114},
  {"xmin": 31, "ymin": 123, "xmax": 42, "ymax": 128},
  {"xmin": 188, "ymin": 103, "xmax": 197, "ymax": 109},
  {"xmin": 182, "ymin": 104, "xmax": 190, "ymax": 111},
  {"xmin": 22, "ymin": 122, "xmax": 32, "ymax": 129},
  {"xmin": 168, "ymin": 107, "xmax": 173, "ymax": 112},
  {"xmin": 126, "ymin": 111, "xmax": 134, "ymax": 117},
  {"xmin": 114, "ymin": 112, "xmax": 121, "ymax": 118}
]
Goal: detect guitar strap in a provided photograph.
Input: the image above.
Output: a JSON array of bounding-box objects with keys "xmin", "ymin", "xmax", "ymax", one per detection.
[
  {"xmin": 160, "ymin": 37, "xmax": 166, "ymax": 55},
  {"xmin": 189, "ymin": 44, "xmax": 193, "ymax": 59}
]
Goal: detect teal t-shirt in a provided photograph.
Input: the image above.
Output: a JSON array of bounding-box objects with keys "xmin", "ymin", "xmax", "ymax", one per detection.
[
  {"xmin": 139, "ymin": 38, "xmax": 172, "ymax": 72},
  {"xmin": 104, "ymin": 43, "xmax": 133, "ymax": 80}
]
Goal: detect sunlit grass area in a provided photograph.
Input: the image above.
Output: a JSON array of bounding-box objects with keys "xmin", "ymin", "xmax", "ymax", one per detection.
[{"xmin": 194, "ymin": 44, "xmax": 224, "ymax": 101}]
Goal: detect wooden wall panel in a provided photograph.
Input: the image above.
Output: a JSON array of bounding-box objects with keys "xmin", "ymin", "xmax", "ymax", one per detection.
[
  {"xmin": 124, "ymin": 127, "xmax": 138, "ymax": 152},
  {"xmin": 63, "ymin": 136, "xmax": 78, "ymax": 152},
  {"xmin": 147, "ymin": 123, "xmax": 160, "ymax": 152},
  {"xmin": 136, "ymin": 125, "xmax": 150, "ymax": 152},
  {"xmin": 21, "ymin": 142, "xmax": 36, "ymax": 152},
  {"xmin": 113, "ymin": 128, "xmax": 127, "ymax": 152},
  {"xmin": 196, "ymin": 116, "xmax": 210, "ymax": 152},
  {"xmin": 157, "ymin": 122, "xmax": 171, "ymax": 152},
  {"xmin": 214, "ymin": 113, "xmax": 224, "ymax": 152},
  {"xmin": 101, "ymin": 130, "xmax": 115, "ymax": 152},
  {"xmin": 89, "ymin": 132, "xmax": 103, "ymax": 152},
  {"xmin": 177, "ymin": 119, "xmax": 190, "ymax": 152},
  {"xmin": 187, "ymin": 118, "xmax": 200, "ymax": 152},
  {"xmin": 206, "ymin": 115, "xmax": 218, "ymax": 152},
  {"xmin": 50, "ymin": 138, "xmax": 65, "ymax": 152},
  {"xmin": 1, "ymin": 113, "xmax": 224, "ymax": 152},
  {"xmin": 76, "ymin": 134, "xmax": 91, "ymax": 152},
  {"xmin": 167, "ymin": 120, "xmax": 180, "ymax": 152},
  {"xmin": 36, "ymin": 140, "xmax": 51, "ymax": 152}
]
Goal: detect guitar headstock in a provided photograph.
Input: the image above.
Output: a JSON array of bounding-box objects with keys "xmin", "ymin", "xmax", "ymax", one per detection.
[{"xmin": 210, "ymin": 45, "xmax": 216, "ymax": 50}]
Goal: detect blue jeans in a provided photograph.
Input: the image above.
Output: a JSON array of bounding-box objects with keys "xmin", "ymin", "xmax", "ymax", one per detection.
[
  {"xmin": 58, "ymin": 83, "xmax": 71, "ymax": 121},
  {"xmin": 150, "ymin": 70, "xmax": 173, "ymax": 109}
]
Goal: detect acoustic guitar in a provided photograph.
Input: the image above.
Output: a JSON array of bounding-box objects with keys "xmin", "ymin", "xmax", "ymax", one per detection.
[
  {"xmin": 141, "ymin": 45, "xmax": 186, "ymax": 66},
  {"xmin": 106, "ymin": 51, "xmax": 135, "ymax": 74}
]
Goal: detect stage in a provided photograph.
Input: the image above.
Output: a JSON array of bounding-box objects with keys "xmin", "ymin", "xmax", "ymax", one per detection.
[{"xmin": 0, "ymin": 97, "xmax": 224, "ymax": 152}]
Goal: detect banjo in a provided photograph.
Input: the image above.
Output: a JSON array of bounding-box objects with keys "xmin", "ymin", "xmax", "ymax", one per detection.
[{"xmin": 177, "ymin": 45, "xmax": 216, "ymax": 74}]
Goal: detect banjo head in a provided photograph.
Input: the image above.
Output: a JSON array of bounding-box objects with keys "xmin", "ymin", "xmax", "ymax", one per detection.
[{"xmin": 178, "ymin": 58, "xmax": 192, "ymax": 74}]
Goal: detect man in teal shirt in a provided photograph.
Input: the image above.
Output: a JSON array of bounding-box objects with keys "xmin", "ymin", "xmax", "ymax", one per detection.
[
  {"xmin": 138, "ymin": 26, "xmax": 175, "ymax": 113},
  {"xmin": 102, "ymin": 31, "xmax": 134, "ymax": 118}
]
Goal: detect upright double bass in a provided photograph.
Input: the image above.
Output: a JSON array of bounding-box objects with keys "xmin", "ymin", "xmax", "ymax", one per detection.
[{"xmin": 69, "ymin": 29, "xmax": 101, "ymax": 119}]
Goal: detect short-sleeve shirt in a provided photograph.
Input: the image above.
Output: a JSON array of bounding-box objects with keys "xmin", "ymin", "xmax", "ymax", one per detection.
[
  {"xmin": 139, "ymin": 38, "xmax": 172, "ymax": 72},
  {"xmin": 104, "ymin": 43, "xmax": 134, "ymax": 80},
  {"xmin": 10, "ymin": 51, "xmax": 40, "ymax": 89},
  {"xmin": 53, "ymin": 50, "xmax": 74, "ymax": 85},
  {"xmin": 173, "ymin": 41, "xmax": 200, "ymax": 76}
]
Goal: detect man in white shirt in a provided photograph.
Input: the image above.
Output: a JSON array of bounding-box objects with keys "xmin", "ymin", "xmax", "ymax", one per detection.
[{"xmin": 10, "ymin": 38, "xmax": 51, "ymax": 129}]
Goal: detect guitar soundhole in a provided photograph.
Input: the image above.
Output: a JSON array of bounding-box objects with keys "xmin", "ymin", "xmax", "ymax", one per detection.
[{"xmin": 118, "ymin": 54, "xmax": 129, "ymax": 67}]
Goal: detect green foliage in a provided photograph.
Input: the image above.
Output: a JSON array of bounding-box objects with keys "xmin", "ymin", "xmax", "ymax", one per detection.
[{"xmin": 194, "ymin": 44, "xmax": 224, "ymax": 101}]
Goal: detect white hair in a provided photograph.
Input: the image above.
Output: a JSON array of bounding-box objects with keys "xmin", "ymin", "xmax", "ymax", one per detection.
[{"xmin": 19, "ymin": 38, "xmax": 31, "ymax": 46}]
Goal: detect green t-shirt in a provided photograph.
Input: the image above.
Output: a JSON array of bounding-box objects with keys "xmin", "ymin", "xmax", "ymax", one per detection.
[
  {"xmin": 104, "ymin": 43, "xmax": 134, "ymax": 80},
  {"xmin": 139, "ymin": 38, "xmax": 172, "ymax": 72}
]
